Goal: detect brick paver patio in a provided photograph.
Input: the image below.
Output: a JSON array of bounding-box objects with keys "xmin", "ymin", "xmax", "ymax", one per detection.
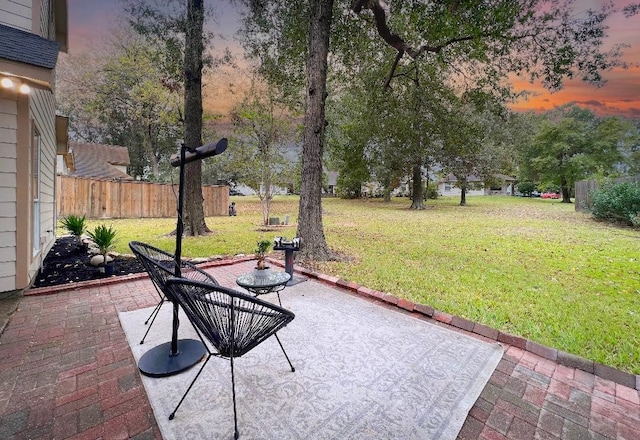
[{"xmin": 0, "ymin": 259, "xmax": 638, "ymax": 439}]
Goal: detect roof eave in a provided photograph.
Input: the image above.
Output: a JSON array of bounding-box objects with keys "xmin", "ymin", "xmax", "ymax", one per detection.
[
  {"xmin": 0, "ymin": 61, "xmax": 55, "ymax": 91},
  {"xmin": 54, "ymin": 0, "xmax": 68, "ymax": 53}
]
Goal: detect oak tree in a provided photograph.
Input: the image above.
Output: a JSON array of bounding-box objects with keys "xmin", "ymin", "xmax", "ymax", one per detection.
[{"xmin": 240, "ymin": 0, "xmax": 638, "ymax": 258}]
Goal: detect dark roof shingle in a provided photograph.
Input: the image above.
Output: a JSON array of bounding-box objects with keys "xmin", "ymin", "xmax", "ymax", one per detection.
[{"xmin": 0, "ymin": 24, "xmax": 60, "ymax": 69}]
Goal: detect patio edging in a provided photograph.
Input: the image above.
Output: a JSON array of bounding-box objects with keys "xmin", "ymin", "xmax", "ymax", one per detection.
[
  {"xmin": 264, "ymin": 257, "xmax": 640, "ymax": 392},
  {"xmin": 23, "ymin": 255, "xmax": 640, "ymax": 391}
]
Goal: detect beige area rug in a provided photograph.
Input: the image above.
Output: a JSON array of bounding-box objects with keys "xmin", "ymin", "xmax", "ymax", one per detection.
[{"xmin": 119, "ymin": 280, "xmax": 503, "ymax": 440}]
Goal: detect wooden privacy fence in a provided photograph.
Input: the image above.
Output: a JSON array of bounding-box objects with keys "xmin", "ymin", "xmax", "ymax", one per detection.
[
  {"xmin": 575, "ymin": 176, "xmax": 640, "ymax": 212},
  {"xmin": 57, "ymin": 176, "xmax": 229, "ymax": 219}
]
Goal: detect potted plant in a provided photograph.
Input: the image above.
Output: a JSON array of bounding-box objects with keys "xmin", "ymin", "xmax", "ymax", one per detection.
[
  {"xmin": 87, "ymin": 224, "xmax": 118, "ymax": 275},
  {"xmin": 255, "ymin": 239, "xmax": 271, "ymax": 270},
  {"xmin": 60, "ymin": 214, "xmax": 87, "ymax": 251}
]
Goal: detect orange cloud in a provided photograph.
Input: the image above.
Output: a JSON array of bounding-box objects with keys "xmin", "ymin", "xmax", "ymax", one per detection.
[
  {"xmin": 510, "ymin": 63, "xmax": 640, "ymax": 118},
  {"xmin": 510, "ymin": 4, "xmax": 640, "ymax": 118}
]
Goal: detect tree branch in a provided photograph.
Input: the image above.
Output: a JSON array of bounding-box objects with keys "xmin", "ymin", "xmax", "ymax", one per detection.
[
  {"xmin": 383, "ymin": 50, "xmax": 404, "ymax": 90},
  {"xmin": 352, "ymin": 0, "xmax": 418, "ymax": 57}
]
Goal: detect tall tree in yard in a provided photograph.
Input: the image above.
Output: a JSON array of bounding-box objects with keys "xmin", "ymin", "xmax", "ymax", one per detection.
[
  {"xmin": 123, "ymin": 0, "xmax": 222, "ymax": 235},
  {"xmin": 521, "ymin": 104, "xmax": 636, "ymax": 203},
  {"xmin": 240, "ymin": 0, "xmax": 337, "ymax": 259},
  {"xmin": 182, "ymin": 0, "xmax": 209, "ymax": 235},
  {"xmin": 240, "ymin": 0, "xmax": 638, "ymax": 259},
  {"xmin": 298, "ymin": 0, "xmax": 335, "ymax": 260},
  {"xmin": 230, "ymin": 81, "xmax": 299, "ymax": 225}
]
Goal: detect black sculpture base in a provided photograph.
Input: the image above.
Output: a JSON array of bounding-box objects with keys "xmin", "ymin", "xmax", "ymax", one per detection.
[
  {"xmin": 286, "ymin": 275, "xmax": 307, "ymax": 287},
  {"xmin": 138, "ymin": 339, "xmax": 206, "ymax": 378}
]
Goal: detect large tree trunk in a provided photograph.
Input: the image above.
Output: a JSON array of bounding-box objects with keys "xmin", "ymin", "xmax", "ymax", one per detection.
[
  {"xmin": 409, "ymin": 163, "xmax": 424, "ymax": 210},
  {"xmin": 560, "ymin": 175, "xmax": 572, "ymax": 203},
  {"xmin": 460, "ymin": 186, "xmax": 467, "ymax": 206},
  {"xmin": 297, "ymin": 0, "xmax": 334, "ymax": 260},
  {"xmin": 182, "ymin": 0, "xmax": 209, "ymax": 236}
]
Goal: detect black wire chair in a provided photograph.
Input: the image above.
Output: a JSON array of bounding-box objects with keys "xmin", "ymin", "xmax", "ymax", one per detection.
[
  {"xmin": 165, "ymin": 277, "xmax": 296, "ymax": 439},
  {"xmin": 129, "ymin": 241, "xmax": 219, "ymax": 344}
]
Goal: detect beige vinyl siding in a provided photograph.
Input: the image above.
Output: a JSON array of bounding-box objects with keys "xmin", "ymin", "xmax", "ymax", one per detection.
[
  {"xmin": 0, "ymin": 0, "xmax": 32, "ymax": 31},
  {"xmin": 28, "ymin": 88, "xmax": 57, "ymax": 281},
  {"xmin": 0, "ymin": 94, "xmax": 18, "ymax": 291},
  {"xmin": 40, "ymin": 0, "xmax": 51, "ymax": 39}
]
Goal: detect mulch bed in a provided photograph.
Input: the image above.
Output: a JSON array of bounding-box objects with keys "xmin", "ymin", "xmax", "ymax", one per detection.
[{"xmin": 33, "ymin": 236, "xmax": 147, "ymax": 288}]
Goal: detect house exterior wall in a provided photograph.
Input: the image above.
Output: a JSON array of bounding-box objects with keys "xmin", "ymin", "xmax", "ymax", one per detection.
[
  {"xmin": 0, "ymin": 0, "xmax": 55, "ymax": 37},
  {"xmin": 0, "ymin": 91, "xmax": 19, "ymax": 291},
  {"xmin": 26, "ymin": 88, "xmax": 57, "ymax": 284},
  {"xmin": 437, "ymin": 183, "xmax": 485, "ymax": 197},
  {"xmin": 0, "ymin": 0, "xmax": 61, "ymax": 293},
  {"xmin": 56, "ymin": 154, "xmax": 69, "ymax": 175},
  {"xmin": 0, "ymin": 0, "xmax": 32, "ymax": 31}
]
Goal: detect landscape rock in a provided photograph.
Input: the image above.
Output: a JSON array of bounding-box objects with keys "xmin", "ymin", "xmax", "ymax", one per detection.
[{"xmin": 90, "ymin": 255, "xmax": 114, "ymax": 266}]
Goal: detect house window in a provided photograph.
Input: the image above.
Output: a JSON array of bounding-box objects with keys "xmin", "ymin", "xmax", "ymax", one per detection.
[
  {"xmin": 33, "ymin": 128, "xmax": 41, "ymax": 256},
  {"xmin": 445, "ymin": 183, "xmax": 451, "ymax": 191}
]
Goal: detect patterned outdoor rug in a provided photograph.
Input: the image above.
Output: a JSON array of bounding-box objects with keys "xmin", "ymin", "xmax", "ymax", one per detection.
[{"xmin": 119, "ymin": 280, "xmax": 503, "ymax": 440}]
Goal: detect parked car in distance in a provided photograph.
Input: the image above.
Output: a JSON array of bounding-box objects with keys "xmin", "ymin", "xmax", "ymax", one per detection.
[{"xmin": 541, "ymin": 192, "xmax": 561, "ymax": 199}]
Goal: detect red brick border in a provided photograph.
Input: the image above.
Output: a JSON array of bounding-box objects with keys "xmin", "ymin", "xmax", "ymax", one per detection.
[
  {"xmin": 264, "ymin": 257, "xmax": 640, "ymax": 392},
  {"xmin": 25, "ymin": 255, "xmax": 640, "ymax": 391}
]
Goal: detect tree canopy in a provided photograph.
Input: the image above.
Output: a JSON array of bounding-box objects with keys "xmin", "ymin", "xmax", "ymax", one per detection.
[
  {"xmin": 238, "ymin": 0, "xmax": 639, "ymax": 258},
  {"xmin": 56, "ymin": 29, "xmax": 182, "ymax": 180},
  {"xmin": 520, "ymin": 103, "xmax": 638, "ymax": 202},
  {"xmin": 229, "ymin": 80, "xmax": 300, "ymax": 224}
]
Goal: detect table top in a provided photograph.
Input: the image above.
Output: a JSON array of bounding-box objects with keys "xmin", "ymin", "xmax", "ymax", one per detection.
[{"xmin": 236, "ymin": 269, "xmax": 291, "ymax": 292}]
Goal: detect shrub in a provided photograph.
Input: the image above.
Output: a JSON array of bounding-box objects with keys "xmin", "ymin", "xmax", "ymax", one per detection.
[
  {"xmin": 61, "ymin": 214, "xmax": 87, "ymax": 237},
  {"xmin": 517, "ymin": 182, "xmax": 536, "ymax": 197},
  {"xmin": 255, "ymin": 239, "xmax": 271, "ymax": 269},
  {"xmin": 86, "ymin": 224, "xmax": 118, "ymax": 262},
  {"xmin": 60, "ymin": 215, "xmax": 87, "ymax": 249},
  {"xmin": 426, "ymin": 182, "xmax": 439, "ymax": 200},
  {"xmin": 590, "ymin": 182, "xmax": 640, "ymax": 227}
]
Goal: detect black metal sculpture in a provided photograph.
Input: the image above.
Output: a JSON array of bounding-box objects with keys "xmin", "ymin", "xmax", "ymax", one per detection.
[{"xmin": 131, "ymin": 139, "xmax": 227, "ymax": 377}]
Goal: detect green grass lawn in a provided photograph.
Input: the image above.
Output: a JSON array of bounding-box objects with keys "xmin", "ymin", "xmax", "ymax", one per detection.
[{"xmin": 72, "ymin": 195, "xmax": 640, "ymax": 374}]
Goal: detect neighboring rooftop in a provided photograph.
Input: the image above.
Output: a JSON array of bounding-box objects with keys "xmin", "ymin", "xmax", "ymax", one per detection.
[
  {"xmin": 67, "ymin": 141, "xmax": 132, "ymax": 180},
  {"xmin": 441, "ymin": 173, "xmax": 516, "ymax": 182}
]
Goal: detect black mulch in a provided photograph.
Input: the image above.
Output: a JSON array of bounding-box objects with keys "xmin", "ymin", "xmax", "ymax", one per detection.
[{"xmin": 33, "ymin": 236, "xmax": 147, "ymax": 288}]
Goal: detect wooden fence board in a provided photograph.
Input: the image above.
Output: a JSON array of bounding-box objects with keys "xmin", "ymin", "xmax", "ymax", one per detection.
[{"xmin": 56, "ymin": 176, "xmax": 228, "ymax": 219}]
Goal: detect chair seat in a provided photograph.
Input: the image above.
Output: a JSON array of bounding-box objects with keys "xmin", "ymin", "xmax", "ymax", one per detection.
[
  {"xmin": 165, "ymin": 277, "xmax": 295, "ymax": 438},
  {"xmin": 128, "ymin": 241, "xmax": 219, "ymax": 345}
]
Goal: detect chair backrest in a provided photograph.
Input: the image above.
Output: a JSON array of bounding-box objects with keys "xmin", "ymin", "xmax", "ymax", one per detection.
[
  {"xmin": 129, "ymin": 241, "xmax": 219, "ymax": 299},
  {"xmin": 166, "ymin": 278, "xmax": 295, "ymax": 358}
]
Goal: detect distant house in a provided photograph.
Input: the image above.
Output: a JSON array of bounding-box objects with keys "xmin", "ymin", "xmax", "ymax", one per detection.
[
  {"xmin": 0, "ymin": 1, "xmax": 68, "ymax": 294},
  {"xmin": 326, "ymin": 171, "xmax": 338, "ymax": 195},
  {"xmin": 59, "ymin": 142, "xmax": 132, "ymax": 180},
  {"xmin": 438, "ymin": 174, "xmax": 516, "ymax": 197}
]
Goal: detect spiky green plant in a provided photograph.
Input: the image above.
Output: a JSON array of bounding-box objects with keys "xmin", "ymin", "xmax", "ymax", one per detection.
[
  {"xmin": 86, "ymin": 224, "xmax": 118, "ymax": 265},
  {"xmin": 60, "ymin": 214, "xmax": 87, "ymax": 247}
]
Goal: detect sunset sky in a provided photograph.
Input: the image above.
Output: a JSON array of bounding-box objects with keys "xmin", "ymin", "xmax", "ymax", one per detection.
[{"xmin": 66, "ymin": 0, "xmax": 640, "ymax": 118}]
